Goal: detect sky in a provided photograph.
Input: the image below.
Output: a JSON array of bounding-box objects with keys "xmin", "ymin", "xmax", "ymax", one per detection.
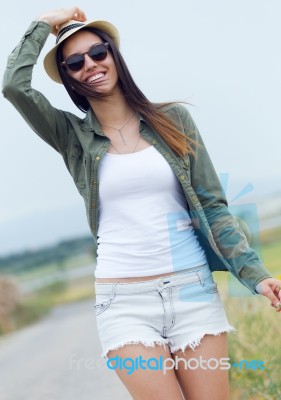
[{"xmin": 0, "ymin": 0, "xmax": 281, "ymax": 256}]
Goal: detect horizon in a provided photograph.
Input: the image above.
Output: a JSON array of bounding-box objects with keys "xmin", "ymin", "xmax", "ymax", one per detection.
[{"xmin": 0, "ymin": 177, "xmax": 280, "ymax": 258}]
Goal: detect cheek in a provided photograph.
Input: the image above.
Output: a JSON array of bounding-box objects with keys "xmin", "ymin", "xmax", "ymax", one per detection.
[
  {"xmin": 109, "ymin": 63, "xmax": 118, "ymax": 80},
  {"xmin": 67, "ymin": 70, "xmax": 83, "ymax": 81},
  {"xmin": 107, "ymin": 55, "xmax": 118, "ymax": 75}
]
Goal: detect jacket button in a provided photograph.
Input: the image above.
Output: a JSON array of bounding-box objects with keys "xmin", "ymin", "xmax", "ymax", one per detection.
[
  {"xmin": 165, "ymin": 153, "xmax": 170, "ymax": 157},
  {"xmin": 96, "ymin": 156, "xmax": 100, "ymax": 160},
  {"xmin": 180, "ymin": 175, "xmax": 186, "ymax": 180},
  {"xmin": 152, "ymin": 140, "xmax": 157, "ymax": 144}
]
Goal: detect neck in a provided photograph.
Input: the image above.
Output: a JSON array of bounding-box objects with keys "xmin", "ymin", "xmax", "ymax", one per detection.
[{"xmin": 88, "ymin": 87, "xmax": 134, "ymax": 126}]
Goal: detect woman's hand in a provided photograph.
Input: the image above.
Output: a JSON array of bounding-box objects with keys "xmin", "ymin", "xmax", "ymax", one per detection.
[
  {"xmin": 37, "ymin": 6, "xmax": 87, "ymax": 36},
  {"xmin": 255, "ymin": 278, "xmax": 281, "ymax": 312}
]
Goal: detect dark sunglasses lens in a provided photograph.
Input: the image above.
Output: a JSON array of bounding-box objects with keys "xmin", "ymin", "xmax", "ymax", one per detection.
[
  {"xmin": 89, "ymin": 44, "xmax": 108, "ymax": 61},
  {"xmin": 65, "ymin": 44, "xmax": 108, "ymax": 72},
  {"xmin": 66, "ymin": 55, "xmax": 85, "ymax": 72}
]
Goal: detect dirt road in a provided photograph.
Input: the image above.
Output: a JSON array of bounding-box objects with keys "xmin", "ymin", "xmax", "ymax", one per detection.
[{"xmin": 0, "ymin": 300, "xmax": 131, "ymax": 400}]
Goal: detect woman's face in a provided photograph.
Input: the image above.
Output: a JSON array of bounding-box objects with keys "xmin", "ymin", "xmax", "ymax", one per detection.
[{"xmin": 62, "ymin": 30, "xmax": 119, "ymax": 94}]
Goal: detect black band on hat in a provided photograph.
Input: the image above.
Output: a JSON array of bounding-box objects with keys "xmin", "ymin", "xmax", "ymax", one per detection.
[{"xmin": 56, "ymin": 23, "xmax": 85, "ymax": 44}]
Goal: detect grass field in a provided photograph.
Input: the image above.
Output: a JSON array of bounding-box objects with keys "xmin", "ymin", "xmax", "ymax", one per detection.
[
  {"xmin": 0, "ymin": 277, "xmax": 94, "ymax": 335},
  {"xmin": 215, "ymin": 237, "xmax": 281, "ymax": 399}
]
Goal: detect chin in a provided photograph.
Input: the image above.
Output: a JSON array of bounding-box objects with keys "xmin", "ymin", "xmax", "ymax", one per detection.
[{"xmin": 94, "ymin": 85, "xmax": 119, "ymax": 95}]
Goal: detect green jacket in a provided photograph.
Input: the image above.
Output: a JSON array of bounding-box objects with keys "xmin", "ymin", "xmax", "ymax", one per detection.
[{"xmin": 2, "ymin": 21, "xmax": 272, "ymax": 294}]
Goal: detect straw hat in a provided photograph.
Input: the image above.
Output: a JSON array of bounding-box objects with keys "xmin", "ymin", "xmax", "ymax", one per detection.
[{"xmin": 43, "ymin": 19, "xmax": 120, "ymax": 83}]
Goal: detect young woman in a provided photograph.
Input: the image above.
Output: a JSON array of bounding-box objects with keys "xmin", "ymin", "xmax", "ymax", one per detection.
[{"xmin": 3, "ymin": 6, "xmax": 281, "ymax": 400}]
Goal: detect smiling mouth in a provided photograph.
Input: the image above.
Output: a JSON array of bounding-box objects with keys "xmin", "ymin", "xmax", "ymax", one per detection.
[{"xmin": 86, "ymin": 72, "xmax": 106, "ymax": 83}]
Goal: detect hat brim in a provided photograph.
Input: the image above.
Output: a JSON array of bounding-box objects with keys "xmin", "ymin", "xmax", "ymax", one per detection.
[{"xmin": 43, "ymin": 20, "xmax": 120, "ymax": 84}]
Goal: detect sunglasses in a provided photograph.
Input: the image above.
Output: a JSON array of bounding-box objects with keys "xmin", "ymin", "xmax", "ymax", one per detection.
[{"xmin": 61, "ymin": 42, "xmax": 109, "ymax": 72}]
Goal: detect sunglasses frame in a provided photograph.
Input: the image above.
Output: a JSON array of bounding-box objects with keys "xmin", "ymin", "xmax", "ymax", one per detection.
[{"xmin": 61, "ymin": 42, "xmax": 110, "ymax": 72}]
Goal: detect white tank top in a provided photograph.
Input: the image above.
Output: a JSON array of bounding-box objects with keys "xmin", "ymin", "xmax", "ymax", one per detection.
[{"xmin": 95, "ymin": 145, "xmax": 207, "ymax": 278}]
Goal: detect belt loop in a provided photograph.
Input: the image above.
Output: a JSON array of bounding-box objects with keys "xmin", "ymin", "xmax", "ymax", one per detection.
[
  {"xmin": 196, "ymin": 271, "xmax": 204, "ymax": 285},
  {"xmin": 110, "ymin": 283, "xmax": 116, "ymax": 300}
]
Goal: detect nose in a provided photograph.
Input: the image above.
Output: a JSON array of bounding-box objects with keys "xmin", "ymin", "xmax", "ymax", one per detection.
[{"xmin": 83, "ymin": 53, "xmax": 98, "ymax": 71}]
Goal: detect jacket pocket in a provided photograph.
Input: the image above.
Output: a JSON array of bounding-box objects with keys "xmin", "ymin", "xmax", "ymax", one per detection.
[
  {"xmin": 69, "ymin": 143, "xmax": 88, "ymax": 198},
  {"xmin": 7, "ymin": 44, "xmax": 23, "ymax": 68}
]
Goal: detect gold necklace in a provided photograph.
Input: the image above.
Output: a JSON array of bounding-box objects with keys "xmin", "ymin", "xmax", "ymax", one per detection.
[{"xmin": 100, "ymin": 112, "xmax": 135, "ymax": 145}]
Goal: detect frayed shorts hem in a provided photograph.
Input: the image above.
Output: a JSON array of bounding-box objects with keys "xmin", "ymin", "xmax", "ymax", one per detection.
[
  {"xmin": 169, "ymin": 325, "xmax": 237, "ymax": 354},
  {"xmin": 101, "ymin": 326, "xmax": 237, "ymax": 359},
  {"xmin": 102, "ymin": 338, "xmax": 171, "ymax": 359}
]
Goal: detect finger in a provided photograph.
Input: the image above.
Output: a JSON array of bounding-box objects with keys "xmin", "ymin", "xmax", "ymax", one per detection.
[
  {"xmin": 263, "ymin": 287, "xmax": 281, "ymax": 308},
  {"xmin": 52, "ymin": 25, "xmax": 59, "ymax": 34},
  {"xmin": 272, "ymin": 280, "xmax": 281, "ymax": 302},
  {"xmin": 271, "ymin": 280, "xmax": 281, "ymax": 301},
  {"xmin": 270, "ymin": 303, "xmax": 280, "ymax": 311},
  {"xmin": 70, "ymin": 6, "xmax": 86, "ymax": 21},
  {"xmin": 273, "ymin": 300, "xmax": 281, "ymax": 309},
  {"xmin": 273, "ymin": 282, "xmax": 281, "ymax": 307},
  {"xmin": 260, "ymin": 279, "xmax": 281, "ymax": 311}
]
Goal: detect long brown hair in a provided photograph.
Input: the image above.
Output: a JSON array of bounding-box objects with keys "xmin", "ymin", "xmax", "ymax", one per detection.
[{"xmin": 56, "ymin": 27, "xmax": 198, "ymax": 157}]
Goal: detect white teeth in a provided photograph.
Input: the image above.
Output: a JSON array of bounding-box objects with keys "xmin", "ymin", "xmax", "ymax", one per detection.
[{"xmin": 87, "ymin": 73, "xmax": 105, "ymax": 83}]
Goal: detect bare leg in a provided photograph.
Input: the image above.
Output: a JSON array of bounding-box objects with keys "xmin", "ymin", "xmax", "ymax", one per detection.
[
  {"xmin": 171, "ymin": 333, "xmax": 230, "ymax": 400},
  {"xmin": 107, "ymin": 343, "xmax": 184, "ymax": 399}
]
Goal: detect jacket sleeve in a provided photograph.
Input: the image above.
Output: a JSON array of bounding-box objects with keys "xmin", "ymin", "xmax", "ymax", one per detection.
[
  {"xmin": 176, "ymin": 103, "xmax": 272, "ymax": 294},
  {"xmin": 2, "ymin": 20, "xmax": 69, "ymax": 154}
]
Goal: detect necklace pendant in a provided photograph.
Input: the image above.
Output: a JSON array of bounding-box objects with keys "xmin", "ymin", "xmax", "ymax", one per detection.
[{"xmin": 118, "ymin": 129, "xmax": 127, "ymax": 145}]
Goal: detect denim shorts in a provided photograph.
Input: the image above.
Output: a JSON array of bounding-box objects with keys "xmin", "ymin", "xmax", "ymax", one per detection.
[{"xmin": 94, "ymin": 263, "xmax": 236, "ymax": 360}]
